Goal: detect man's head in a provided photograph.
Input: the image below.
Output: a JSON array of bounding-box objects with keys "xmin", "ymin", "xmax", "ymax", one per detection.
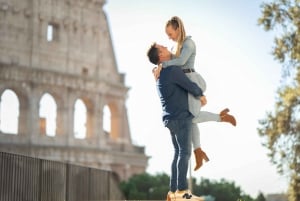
[{"xmin": 147, "ymin": 43, "xmax": 171, "ymax": 65}]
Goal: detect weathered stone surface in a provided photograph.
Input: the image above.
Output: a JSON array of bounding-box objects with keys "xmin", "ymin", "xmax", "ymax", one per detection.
[{"xmin": 0, "ymin": 0, "xmax": 148, "ymax": 181}]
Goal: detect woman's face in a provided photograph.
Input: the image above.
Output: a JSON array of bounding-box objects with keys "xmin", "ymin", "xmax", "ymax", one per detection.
[{"xmin": 165, "ymin": 25, "xmax": 179, "ymax": 42}]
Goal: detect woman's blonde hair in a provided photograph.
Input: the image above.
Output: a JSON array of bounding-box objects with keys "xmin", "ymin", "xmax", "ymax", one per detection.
[{"xmin": 165, "ymin": 16, "xmax": 186, "ymax": 57}]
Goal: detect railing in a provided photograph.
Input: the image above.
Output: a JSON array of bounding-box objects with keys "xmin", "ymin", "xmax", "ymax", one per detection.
[{"xmin": 0, "ymin": 151, "xmax": 124, "ymax": 201}]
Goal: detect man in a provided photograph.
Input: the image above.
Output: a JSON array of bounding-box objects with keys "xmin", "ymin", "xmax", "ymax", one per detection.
[{"xmin": 147, "ymin": 43, "xmax": 206, "ymax": 201}]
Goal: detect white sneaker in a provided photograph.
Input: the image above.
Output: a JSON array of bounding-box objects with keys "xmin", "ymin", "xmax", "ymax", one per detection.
[{"xmin": 175, "ymin": 190, "xmax": 205, "ymax": 201}]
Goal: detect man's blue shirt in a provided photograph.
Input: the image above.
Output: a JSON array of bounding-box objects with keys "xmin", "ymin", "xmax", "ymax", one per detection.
[{"xmin": 156, "ymin": 66, "xmax": 203, "ymax": 125}]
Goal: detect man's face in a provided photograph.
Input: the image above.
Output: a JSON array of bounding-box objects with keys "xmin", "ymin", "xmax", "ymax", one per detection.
[{"xmin": 155, "ymin": 44, "xmax": 170, "ymax": 62}]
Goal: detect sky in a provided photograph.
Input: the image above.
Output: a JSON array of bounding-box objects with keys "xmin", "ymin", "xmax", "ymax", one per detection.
[{"xmin": 103, "ymin": 0, "xmax": 289, "ymax": 198}]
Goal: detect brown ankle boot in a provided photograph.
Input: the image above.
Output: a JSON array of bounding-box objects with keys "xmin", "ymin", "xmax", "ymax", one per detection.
[
  {"xmin": 220, "ymin": 108, "xmax": 230, "ymax": 116},
  {"xmin": 221, "ymin": 113, "xmax": 236, "ymax": 126},
  {"xmin": 194, "ymin": 148, "xmax": 210, "ymax": 171}
]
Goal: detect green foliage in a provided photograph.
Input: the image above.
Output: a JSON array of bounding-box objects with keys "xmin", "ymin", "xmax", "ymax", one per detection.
[
  {"xmin": 258, "ymin": 0, "xmax": 300, "ymax": 66},
  {"xmin": 119, "ymin": 173, "xmax": 255, "ymax": 201},
  {"xmin": 193, "ymin": 178, "xmax": 253, "ymax": 201},
  {"xmin": 258, "ymin": 1, "xmax": 300, "ymax": 201},
  {"xmin": 255, "ymin": 192, "xmax": 266, "ymax": 201},
  {"xmin": 258, "ymin": 78, "xmax": 300, "ymax": 175},
  {"xmin": 119, "ymin": 172, "xmax": 169, "ymax": 200}
]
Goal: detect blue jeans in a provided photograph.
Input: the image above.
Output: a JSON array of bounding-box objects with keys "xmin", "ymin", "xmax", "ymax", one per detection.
[{"xmin": 165, "ymin": 119, "xmax": 192, "ymax": 192}]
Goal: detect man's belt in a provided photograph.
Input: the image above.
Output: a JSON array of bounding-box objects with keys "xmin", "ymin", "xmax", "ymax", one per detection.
[{"xmin": 182, "ymin": 69, "xmax": 195, "ymax": 73}]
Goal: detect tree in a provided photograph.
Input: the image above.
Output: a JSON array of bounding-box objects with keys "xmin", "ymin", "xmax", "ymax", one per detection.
[
  {"xmin": 255, "ymin": 192, "xmax": 266, "ymax": 201},
  {"xmin": 257, "ymin": 1, "xmax": 300, "ymax": 201},
  {"xmin": 119, "ymin": 172, "xmax": 169, "ymax": 200},
  {"xmin": 193, "ymin": 178, "xmax": 254, "ymax": 201}
]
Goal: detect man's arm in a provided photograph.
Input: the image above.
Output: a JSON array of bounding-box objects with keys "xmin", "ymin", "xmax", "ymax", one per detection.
[
  {"xmin": 172, "ymin": 67, "xmax": 207, "ymax": 106},
  {"xmin": 171, "ymin": 66, "xmax": 203, "ymax": 98},
  {"xmin": 162, "ymin": 39, "xmax": 195, "ymax": 67},
  {"xmin": 153, "ymin": 39, "xmax": 194, "ymax": 80}
]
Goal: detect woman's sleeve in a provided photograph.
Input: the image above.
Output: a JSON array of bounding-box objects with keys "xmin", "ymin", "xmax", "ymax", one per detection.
[{"xmin": 162, "ymin": 39, "xmax": 195, "ymax": 68}]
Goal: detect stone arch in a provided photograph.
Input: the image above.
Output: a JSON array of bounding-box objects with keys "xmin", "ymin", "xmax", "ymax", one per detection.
[
  {"xmin": 0, "ymin": 89, "xmax": 19, "ymax": 134},
  {"xmin": 73, "ymin": 96, "xmax": 94, "ymax": 139},
  {"xmin": 103, "ymin": 100, "xmax": 121, "ymax": 141},
  {"xmin": 102, "ymin": 104, "xmax": 111, "ymax": 134},
  {"xmin": 35, "ymin": 87, "xmax": 66, "ymax": 137},
  {"xmin": 39, "ymin": 93, "xmax": 57, "ymax": 136},
  {"xmin": 0, "ymin": 86, "xmax": 30, "ymax": 136},
  {"xmin": 73, "ymin": 99, "xmax": 87, "ymax": 139}
]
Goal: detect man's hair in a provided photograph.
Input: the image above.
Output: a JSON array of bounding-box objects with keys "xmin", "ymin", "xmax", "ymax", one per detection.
[{"xmin": 147, "ymin": 43, "xmax": 159, "ymax": 65}]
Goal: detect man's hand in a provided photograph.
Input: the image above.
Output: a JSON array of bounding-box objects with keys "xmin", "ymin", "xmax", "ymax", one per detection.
[
  {"xmin": 200, "ymin": 96, "xmax": 207, "ymax": 107},
  {"xmin": 152, "ymin": 64, "xmax": 162, "ymax": 80}
]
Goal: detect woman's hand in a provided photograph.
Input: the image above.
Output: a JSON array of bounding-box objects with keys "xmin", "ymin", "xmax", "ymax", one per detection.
[{"xmin": 200, "ymin": 96, "xmax": 207, "ymax": 107}]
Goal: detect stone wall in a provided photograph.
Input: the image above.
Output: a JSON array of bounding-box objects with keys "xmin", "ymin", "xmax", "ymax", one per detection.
[{"xmin": 0, "ymin": 0, "xmax": 148, "ymax": 180}]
